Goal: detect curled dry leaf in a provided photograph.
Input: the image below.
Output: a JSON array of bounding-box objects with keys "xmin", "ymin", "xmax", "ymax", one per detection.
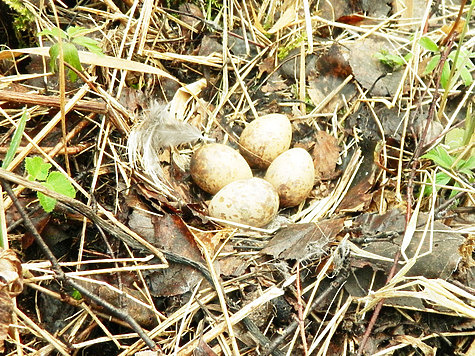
[{"xmin": 0, "ymin": 249, "xmax": 23, "ymax": 353}]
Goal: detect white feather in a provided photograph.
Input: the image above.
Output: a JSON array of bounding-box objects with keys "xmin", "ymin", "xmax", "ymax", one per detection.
[{"xmin": 128, "ymin": 101, "xmax": 207, "ymax": 191}]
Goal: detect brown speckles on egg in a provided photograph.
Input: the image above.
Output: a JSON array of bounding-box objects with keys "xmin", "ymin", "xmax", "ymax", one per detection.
[
  {"xmin": 265, "ymin": 148, "xmax": 315, "ymax": 207},
  {"xmin": 190, "ymin": 144, "xmax": 252, "ymax": 194},
  {"xmin": 239, "ymin": 114, "xmax": 292, "ymax": 169},
  {"xmin": 208, "ymin": 178, "xmax": 279, "ymax": 227}
]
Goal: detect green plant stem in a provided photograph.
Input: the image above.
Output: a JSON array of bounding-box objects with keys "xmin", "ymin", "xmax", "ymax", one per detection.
[{"xmin": 437, "ymin": 0, "xmax": 475, "ymax": 122}]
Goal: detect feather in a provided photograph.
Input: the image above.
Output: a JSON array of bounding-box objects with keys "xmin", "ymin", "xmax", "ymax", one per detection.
[{"xmin": 128, "ymin": 100, "xmax": 208, "ymax": 191}]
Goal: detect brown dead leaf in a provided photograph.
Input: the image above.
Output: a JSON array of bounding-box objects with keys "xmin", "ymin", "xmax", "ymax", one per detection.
[
  {"xmin": 317, "ymin": 0, "xmax": 390, "ymax": 22},
  {"xmin": 76, "ymin": 278, "xmax": 158, "ymax": 328},
  {"xmin": 347, "ymin": 38, "xmax": 405, "ymax": 97},
  {"xmin": 261, "ymin": 218, "xmax": 345, "ymax": 261},
  {"xmin": 128, "ymin": 209, "xmax": 208, "ymax": 296},
  {"xmin": 146, "ymin": 214, "xmax": 207, "ymax": 296},
  {"xmin": 261, "ymin": 73, "xmax": 288, "ymax": 93},
  {"xmin": 179, "ymin": 3, "xmax": 204, "ymax": 40},
  {"xmin": 193, "ymin": 338, "xmax": 218, "ymax": 356},
  {"xmin": 199, "ymin": 35, "xmax": 222, "ymax": 57},
  {"xmin": 258, "ymin": 56, "xmax": 276, "ymax": 76},
  {"xmin": 313, "ymin": 131, "xmax": 340, "ymax": 180},
  {"xmin": 337, "ymin": 168, "xmax": 375, "ymax": 213},
  {"xmin": 307, "ymin": 44, "xmax": 356, "ymax": 112},
  {"xmin": 0, "ymin": 249, "xmax": 23, "ymax": 353},
  {"xmin": 346, "ymin": 210, "xmax": 466, "ymax": 305}
]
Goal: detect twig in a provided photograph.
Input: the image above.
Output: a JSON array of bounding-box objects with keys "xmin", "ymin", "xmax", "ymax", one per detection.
[
  {"xmin": 263, "ymin": 262, "xmax": 350, "ymax": 356},
  {"xmin": 1, "ymin": 178, "xmax": 160, "ymax": 352},
  {"xmin": 356, "ymin": 32, "xmax": 457, "ymax": 356},
  {"xmin": 0, "ymin": 90, "xmax": 107, "ymax": 114},
  {"xmin": 296, "ymin": 263, "xmax": 308, "ymax": 356}
]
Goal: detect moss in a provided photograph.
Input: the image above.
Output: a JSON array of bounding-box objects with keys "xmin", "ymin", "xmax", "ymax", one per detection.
[{"xmin": 2, "ymin": 0, "xmax": 35, "ymax": 46}]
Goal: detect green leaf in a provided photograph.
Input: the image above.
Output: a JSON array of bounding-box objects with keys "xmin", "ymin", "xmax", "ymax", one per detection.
[
  {"xmin": 2, "ymin": 110, "xmax": 28, "ymax": 169},
  {"xmin": 38, "ymin": 28, "xmax": 54, "ymax": 37},
  {"xmin": 460, "ymin": 67, "xmax": 473, "ymax": 87},
  {"xmin": 423, "ymin": 55, "xmax": 440, "ymax": 75},
  {"xmin": 440, "ymin": 61, "xmax": 451, "ymax": 89},
  {"xmin": 419, "ymin": 37, "xmax": 439, "ymax": 52},
  {"xmin": 458, "ymin": 155, "xmax": 475, "ymax": 171},
  {"xmin": 38, "ymin": 27, "xmax": 67, "ymax": 39},
  {"xmin": 72, "ymin": 36, "xmax": 103, "ymax": 55},
  {"xmin": 46, "ymin": 171, "xmax": 76, "ymax": 198},
  {"xmin": 444, "ymin": 128, "xmax": 465, "ymax": 150},
  {"xmin": 37, "ymin": 189, "xmax": 57, "ymax": 213},
  {"xmin": 62, "ymin": 42, "xmax": 82, "ymax": 81},
  {"xmin": 435, "ymin": 171, "xmax": 452, "ymax": 186},
  {"xmin": 48, "ymin": 43, "xmax": 59, "ymax": 73},
  {"xmin": 25, "ymin": 157, "xmax": 51, "ymax": 181},
  {"xmin": 66, "ymin": 26, "xmax": 90, "ymax": 38},
  {"xmin": 70, "ymin": 289, "xmax": 82, "ymax": 300},
  {"xmin": 423, "ymin": 171, "xmax": 451, "ymax": 195},
  {"xmin": 422, "ymin": 146, "xmax": 454, "ymax": 169}
]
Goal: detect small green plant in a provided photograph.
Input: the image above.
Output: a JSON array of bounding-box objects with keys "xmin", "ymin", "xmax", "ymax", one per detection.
[
  {"xmin": 419, "ymin": 36, "xmax": 474, "ymax": 90},
  {"xmin": 70, "ymin": 289, "xmax": 82, "ymax": 300},
  {"xmin": 277, "ymin": 32, "xmax": 307, "ymax": 60},
  {"xmin": 374, "ymin": 50, "xmax": 412, "ymax": 70},
  {"xmin": 3, "ymin": 0, "xmax": 34, "ymax": 32},
  {"xmin": 38, "ymin": 26, "xmax": 103, "ymax": 81},
  {"xmin": 25, "ymin": 157, "xmax": 76, "ymax": 213},
  {"xmin": 421, "ymin": 127, "xmax": 475, "ymax": 197}
]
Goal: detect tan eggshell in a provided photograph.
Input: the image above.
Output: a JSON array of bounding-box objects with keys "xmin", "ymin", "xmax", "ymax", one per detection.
[
  {"xmin": 239, "ymin": 114, "xmax": 292, "ymax": 168},
  {"xmin": 190, "ymin": 144, "xmax": 252, "ymax": 194},
  {"xmin": 264, "ymin": 148, "xmax": 315, "ymax": 207},
  {"xmin": 208, "ymin": 178, "xmax": 279, "ymax": 227}
]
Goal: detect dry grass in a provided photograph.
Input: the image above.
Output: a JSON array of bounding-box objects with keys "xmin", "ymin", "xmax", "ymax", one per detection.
[{"xmin": 0, "ymin": 0, "xmax": 474, "ymax": 355}]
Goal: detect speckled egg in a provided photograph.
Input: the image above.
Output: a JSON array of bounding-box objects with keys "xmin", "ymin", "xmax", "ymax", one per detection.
[
  {"xmin": 208, "ymin": 178, "xmax": 279, "ymax": 227},
  {"xmin": 264, "ymin": 148, "xmax": 315, "ymax": 207},
  {"xmin": 239, "ymin": 114, "xmax": 292, "ymax": 168},
  {"xmin": 190, "ymin": 144, "xmax": 252, "ymax": 194}
]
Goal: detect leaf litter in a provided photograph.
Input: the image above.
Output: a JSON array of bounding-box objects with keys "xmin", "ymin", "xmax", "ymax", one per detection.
[{"xmin": 0, "ymin": 0, "xmax": 474, "ymax": 355}]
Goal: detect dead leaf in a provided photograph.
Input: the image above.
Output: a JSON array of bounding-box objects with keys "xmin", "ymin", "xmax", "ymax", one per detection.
[
  {"xmin": 337, "ymin": 168, "xmax": 375, "ymax": 213},
  {"xmin": 169, "ymin": 78, "xmax": 207, "ymax": 120},
  {"xmin": 76, "ymin": 278, "xmax": 159, "ymax": 328},
  {"xmin": 312, "ymin": 131, "xmax": 340, "ymax": 180},
  {"xmin": 144, "ymin": 214, "xmax": 207, "ymax": 296},
  {"xmin": 199, "ymin": 35, "xmax": 222, "ymax": 57},
  {"xmin": 317, "ymin": 0, "xmax": 390, "ymax": 22},
  {"xmin": 347, "ymin": 38, "xmax": 405, "ymax": 97},
  {"xmin": 261, "ymin": 218, "xmax": 345, "ymax": 261},
  {"xmin": 179, "ymin": 3, "xmax": 204, "ymax": 40},
  {"xmin": 307, "ymin": 44, "xmax": 356, "ymax": 112},
  {"xmin": 193, "ymin": 338, "xmax": 218, "ymax": 356},
  {"xmin": 261, "ymin": 73, "xmax": 288, "ymax": 93},
  {"xmin": 0, "ymin": 249, "xmax": 23, "ymax": 353},
  {"xmin": 346, "ymin": 209, "xmax": 466, "ymax": 309}
]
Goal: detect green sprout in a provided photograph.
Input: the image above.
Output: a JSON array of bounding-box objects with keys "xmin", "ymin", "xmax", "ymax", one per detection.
[
  {"xmin": 374, "ymin": 50, "xmax": 412, "ymax": 70},
  {"xmin": 25, "ymin": 157, "xmax": 76, "ymax": 213},
  {"xmin": 38, "ymin": 26, "xmax": 103, "ymax": 82},
  {"xmin": 419, "ymin": 36, "xmax": 474, "ymax": 90},
  {"xmin": 421, "ymin": 123, "xmax": 475, "ymax": 198}
]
